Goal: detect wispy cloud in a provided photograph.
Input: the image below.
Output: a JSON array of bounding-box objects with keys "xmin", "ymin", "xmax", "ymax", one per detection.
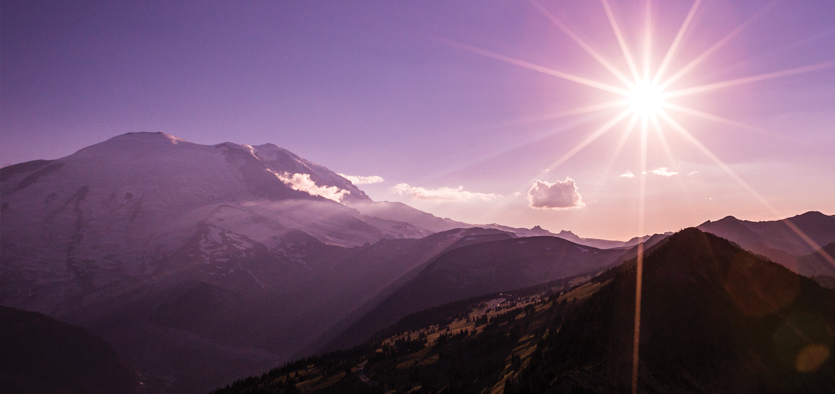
[
  {"xmin": 652, "ymin": 167, "xmax": 678, "ymax": 177},
  {"xmin": 618, "ymin": 170, "xmax": 635, "ymax": 178},
  {"xmin": 338, "ymin": 173, "xmax": 385, "ymax": 185},
  {"xmin": 390, "ymin": 183, "xmax": 499, "ymax": 201},
  {"xmin": 527, "ymin": 177, "xmax": 584, "ymax": 209},
  {"xmin": 688, "ymin": 171, "xmax": 699, "ymax": 176},
  {"xmin": 270, "ymin": 170, "xmax": 350, "ymax": 202}
]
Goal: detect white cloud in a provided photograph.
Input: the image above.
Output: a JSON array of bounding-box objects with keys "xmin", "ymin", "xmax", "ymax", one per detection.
[
  {"xmin": 527, "ymin": 177, "xmax": 584, "ymax": 209},
  {"xmin": 618, "ymin": 170, "xmax": 635, "ymax": 178},
  {"xmin": 270, "ymin": 170, "xmax": 350, "ymax": 202},
  {"xmin": 390, "ymin": 183, "xmax": 499, "ymax": 201},
  {"xmin": 338, "ymin": 173, "xmax": 385, "ymax": 185},
  {"xmin": 652, "ymin": 167, "xmax": 678, "ymax": 177},
  {"xmin": 688, "ymin": 171, "xmax": 699, "ymax": 176}
]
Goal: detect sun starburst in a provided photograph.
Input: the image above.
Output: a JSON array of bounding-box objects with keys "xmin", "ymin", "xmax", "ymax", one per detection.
[
  {"xmin": 626, "ymin": 81, "xmax": 665, "ymax": 118},
  {"xmin": 442, "ymin": 0, "xmax": 835, "ymax": 392}
]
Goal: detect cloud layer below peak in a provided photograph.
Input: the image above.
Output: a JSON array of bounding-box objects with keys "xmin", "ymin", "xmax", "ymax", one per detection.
[
  {"xmin": 271, "ymin": 171, "xmax": 350, "ymax": 202},
  {"xmin": 339, "ymin": 173, "xmax": 385, "ymax": 185},
  {"xmin": 390, "ymin": 183, "xmax": 499, "ymax": 201}
]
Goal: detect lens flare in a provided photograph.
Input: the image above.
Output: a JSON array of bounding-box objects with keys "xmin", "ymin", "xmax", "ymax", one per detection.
[{"xmin": 445, "ymin": 2, "xmax": 835, "ymax": 393}]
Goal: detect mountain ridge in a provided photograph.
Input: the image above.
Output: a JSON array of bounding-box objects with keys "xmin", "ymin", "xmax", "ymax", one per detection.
[
  {"xmin": 698, "ymin": 211, "xmax": 835, "ymax": 277},
  {"xmin": 212, "ymin": 228, "xmax": 835, "ymax": 393}
]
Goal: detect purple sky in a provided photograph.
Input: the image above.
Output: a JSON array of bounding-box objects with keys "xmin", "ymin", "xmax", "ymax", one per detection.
[{"xmin": 3, "ymin": 0, "xmax": 835, "ymax": 240}]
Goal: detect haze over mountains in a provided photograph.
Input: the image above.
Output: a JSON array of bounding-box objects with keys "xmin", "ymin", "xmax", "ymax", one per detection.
[{"xmin": 1, "ymin": 133, "xmax": 834, "ymax": 393}]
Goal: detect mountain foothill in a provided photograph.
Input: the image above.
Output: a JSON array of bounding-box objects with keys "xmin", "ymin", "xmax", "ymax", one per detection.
[{"xmin": 1, "ymin": 132, "xmax": 834, "ymax": 393}]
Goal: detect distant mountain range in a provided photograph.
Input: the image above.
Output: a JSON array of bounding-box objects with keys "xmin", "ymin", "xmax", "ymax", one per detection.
[
  {"xmin": 1, "ymin": 132, "xmax": 832, "ymax": 393},
  {"xmin": 697, "ymin": 212, "xmax": 835, "ymax": 280}
]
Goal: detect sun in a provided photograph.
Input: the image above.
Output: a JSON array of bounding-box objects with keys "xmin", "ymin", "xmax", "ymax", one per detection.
[{"xmin": 627, "ymin": 81, "xmax": 665, "ymax": 118}]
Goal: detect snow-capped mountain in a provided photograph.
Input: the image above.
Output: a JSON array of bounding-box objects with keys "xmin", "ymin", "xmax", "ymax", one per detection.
[
  {"xmin": 0, "ymin": 132, "xmax": 449, "ymax": 392},
  {"xmin": 1, "ymin": 133, "xmax": 432, "ymax": 311},
  {"xmin": 0, "ymin": 132, "xmax": 646, "ymax": 393}
]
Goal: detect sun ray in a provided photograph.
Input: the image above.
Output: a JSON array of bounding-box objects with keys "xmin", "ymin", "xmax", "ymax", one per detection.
[
  {"xmin": 658, "ymin": 1, "xmax": 779, "ymax": 90},
  {"xmin": 650, "ymin": 115, "xmax": 698, "ymax": 214},
  {"xmin": 601, "ymin": 0, "xmax": 642, "ymax": 82},
  {"xmin": 544, "ymin": 109, "xmax": 633, "ymax": 172},
  {"xmin": 652, "ymin": 0, "xmax": 702, "ymax": 85},
  {"xmin": 649, "ymin": 115, "xmax": 679, "ymax": 170},
  {"xmin": 600, "ymin": 113, "xmax": 640, "ymax": 182},
  {"xmin": 529, "ymin": 0, "xmax": 635, "ymax": 88},
  {"xmin": 439, "ymin": 38, "xmax": 631, "ymax": 96},
  {"xmin": 632, "ymin": 115, "xmax": 649, "ymax": 394},
  {"xmin": 643, "ymin": 0, "xmax": 652, "ymax": 83},
  {"xmin": 504, "ymin": 100, "xmax": 630, "ymax": 126},
  {"xmin": 658, "ymin": 109, "xmax": 835, "ymax": 267},
  {"xmin": 415, "ymin": 114, "xmax": 606, "ymax": 186},
  {"xmin": 664, "ymin": 60, "xmax": 835, "ymax": 98},
  {"xmin": 650, "ymin": 115, "xmax": 699, "ymax": 212},
  {"xmin": 661, "ymin": 102, "xmax": 773, "ymax": 135}
]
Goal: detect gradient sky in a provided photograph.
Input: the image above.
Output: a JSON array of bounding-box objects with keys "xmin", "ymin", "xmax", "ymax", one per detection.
[{"xmin": 3, "ymin": 0, "xmax": 835, "ymax": 240}]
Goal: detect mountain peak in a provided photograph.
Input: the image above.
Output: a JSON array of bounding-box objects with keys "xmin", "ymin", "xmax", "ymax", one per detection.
[
  {"xmin": 794, "ymin": 210, "xmax": 826, "ymax": 217},
  {"xmin": 109, "ymin": 131, "xmax": 186, "ymax": 144}
]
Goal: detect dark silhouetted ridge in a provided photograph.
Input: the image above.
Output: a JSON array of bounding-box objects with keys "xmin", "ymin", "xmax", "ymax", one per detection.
[
  {"xmin": 0, "ymin": 306, "xmax": 137, "ymax": 394},
  {"xmin": 506, "ymin": 228, "xmax": 835, "ymax": 393}
]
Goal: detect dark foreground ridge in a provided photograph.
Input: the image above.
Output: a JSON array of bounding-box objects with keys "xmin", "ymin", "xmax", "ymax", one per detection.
[
  {"xmin": 508, "ymin": 227, "xmax": 835, "ymax": 393},
  {"xmin": 213, "ymin": 228, "xmax": 835, "ymax": 393},
  {"xmin": 0, "ymin": 306, "xmax": 138, "ymax": 394}
]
